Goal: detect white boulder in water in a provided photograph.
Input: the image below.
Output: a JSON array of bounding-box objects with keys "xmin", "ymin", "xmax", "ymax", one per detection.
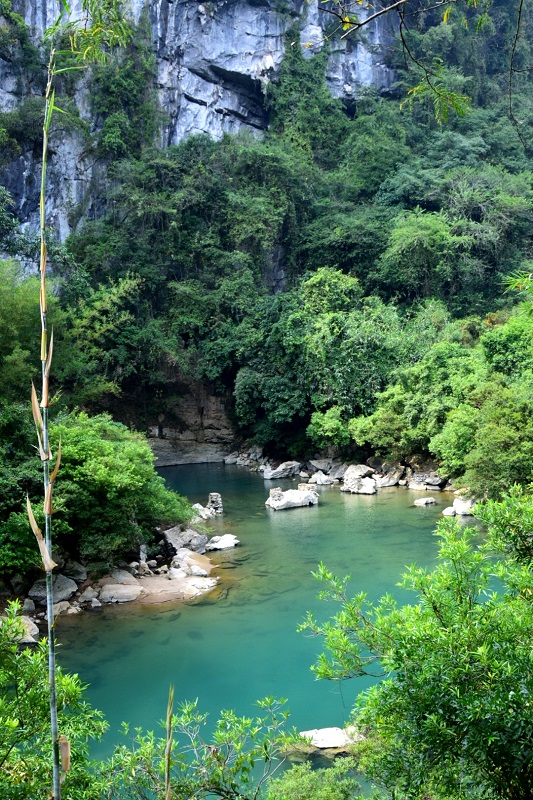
[
  {"xmin": 205, "ymin": 534, "xmax": 240, "ymax": 550},
  {"xmin": 299, "ymin": 726, "xmax": 363, "ymax": 749},
  {"xmin": 265, "ymin": 487, "xmax": 318, "ymax": 511}
]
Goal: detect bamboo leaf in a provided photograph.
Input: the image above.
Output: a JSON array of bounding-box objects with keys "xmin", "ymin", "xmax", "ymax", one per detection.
[
  {"xmin": 59, "ymin": 736, "xmax": 71, "ymax": 783},
  {"xmin": 40, "ymin": 329, "xmax": 47, "ymax": 363},
  {"xmin": 45, "ymin": 330, "xmax": 54, "ymax": 377},
  {"xmin": 52, "ymin": 65, "xmax": 86, "ymax": 74},
  {"xmin": 50, "ymin": 438, "xmax": 62, "ymax": 485},
  {"xmin": 31, "ymin": 387, "xmax": 48, "ymax": 460},
  {"xmin": 26, "ymin": 496, "xmax": 57, "ymax": 572},
  {"xmin": 31, "ymin": 384, "xmax": 44, "ymax": 432},
  {"xmin": 44, "ymin": 483, "xmax": 53, "ymax": 516}
]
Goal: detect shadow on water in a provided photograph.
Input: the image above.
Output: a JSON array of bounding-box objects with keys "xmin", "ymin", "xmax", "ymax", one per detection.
[{"xmin": 57, "ymin": 463, "xmax": 456, "ymax": 762}]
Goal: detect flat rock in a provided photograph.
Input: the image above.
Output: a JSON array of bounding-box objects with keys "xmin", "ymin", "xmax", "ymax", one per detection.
[
  {"xmin": 265, "ymin": 487, "xmax": 319, "ymax": 510},
  {"xmin": 98, "ymin": 584, "xmax": 143, "ymax": 603},
  {"xmin": 205, "ymin": 534, "xmax": 240, "ymax": 550},
  {"xmin": 136, "ymin": 574, "xmax": 218, "ymax": 604},
  {"xmin": 414, "ymin": 497, "xmax": 436, "ymax": 506},
  {"xmin": 29, "ymin": 573, "xmax": 78, "ymax": 605},
  {"xmin": 263, "ymin": 460, "xmax": 301, "ymax": 480},
  {"xmin": 442, "ymin": 506, "xmax": 456, "ymax": 516}
]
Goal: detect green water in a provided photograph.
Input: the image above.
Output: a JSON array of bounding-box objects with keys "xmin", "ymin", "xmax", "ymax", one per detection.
[{"xmin": 57, "ymin": 464, "xmax": 450, "ymax": 758}]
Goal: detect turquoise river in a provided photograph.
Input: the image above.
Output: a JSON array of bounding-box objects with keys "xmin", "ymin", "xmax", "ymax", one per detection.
[{"xmin": 57, "ymin": 463, "xmax": 454, "ymax": 759}]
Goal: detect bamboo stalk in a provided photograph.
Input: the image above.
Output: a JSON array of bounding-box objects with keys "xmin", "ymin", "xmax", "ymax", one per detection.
[
  {"xmin": 39, "ymin": 45, "xmax": 61, "ymax": 800},
  {"xmin": 165, "ymin": 686, "xmax": 174, "ymax": 800}
]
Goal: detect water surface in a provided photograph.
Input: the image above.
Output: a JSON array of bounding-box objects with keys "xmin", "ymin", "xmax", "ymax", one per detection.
[{"xmin": 57, "ymin": 464, "xmax": 449, "ymax": 757}]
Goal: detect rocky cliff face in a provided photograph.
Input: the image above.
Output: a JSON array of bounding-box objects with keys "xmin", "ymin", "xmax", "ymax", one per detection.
[{"xmin": 3, "ymin": 0, "xmax": 394, "ymax": 235}]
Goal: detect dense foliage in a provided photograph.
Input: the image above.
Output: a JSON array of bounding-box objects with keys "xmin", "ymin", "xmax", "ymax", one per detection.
[
  {"xmin": 10, "ymin": 0, "xmax": 526, "ymax": 493},
  {"xmin": 302, "ymin": 505, "xmax": 533, "ymax": 799},
  {"xmin": 0, "ymin": 603, "xmax": 107, "ymax": 800}
]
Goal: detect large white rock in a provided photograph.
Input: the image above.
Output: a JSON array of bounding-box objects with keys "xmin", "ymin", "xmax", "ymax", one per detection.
[
  {"xmin": 263, "ymin": 461, "xmax": 302, "ymax": 480},
  {"xmin": 300, "ymin": 726, "xmax": 363, "ymax": 749},
  {"xmin": 345, "ymin": 464, "xmax": 375, "ymax": 480},
  {"xmin": 265, "ymin": 487, "xmax": 319, "ymax": 510},
  {"xmin": 205, "ymin": 534, "xmax": 240, "ymax": 550},
  {"xmin": 341, "ymin": 469, "xmax": 377, "ymax": 495},
  {"xmin": 453, "ymin": 497, "xmax": 474, "ymax": 515},
  {"xmin": 341, "ymin": 464, "xmax": 376, "ymax": 493},
  {"xmin": 442, "ymin": 506, "xmax": 456, "ymax": 516}
]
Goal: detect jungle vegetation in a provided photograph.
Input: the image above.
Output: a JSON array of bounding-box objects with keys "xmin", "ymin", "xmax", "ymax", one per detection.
[{"xmin": 2, "ymin": 0, "xmax": 533, "ymax": 797}]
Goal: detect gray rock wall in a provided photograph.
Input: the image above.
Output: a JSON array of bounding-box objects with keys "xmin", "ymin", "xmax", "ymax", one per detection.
[{"xmin": 3, "ymin": 0, "xmax": 395, "ymax": 236}]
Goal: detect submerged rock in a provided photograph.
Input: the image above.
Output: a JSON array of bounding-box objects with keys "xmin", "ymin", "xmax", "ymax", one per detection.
[
  {"xmin": 205, "ymin": 534, "xmax": 240, "ymax": 550},
  {"xmin": 414, "ymin": 497, "xmax": 436, "ymax": 507}
]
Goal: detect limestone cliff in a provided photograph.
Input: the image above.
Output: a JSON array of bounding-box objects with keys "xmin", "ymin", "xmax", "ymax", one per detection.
[{"xmin": 2, "ymin": 0, "xmax": 395, "ymax": 235}]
